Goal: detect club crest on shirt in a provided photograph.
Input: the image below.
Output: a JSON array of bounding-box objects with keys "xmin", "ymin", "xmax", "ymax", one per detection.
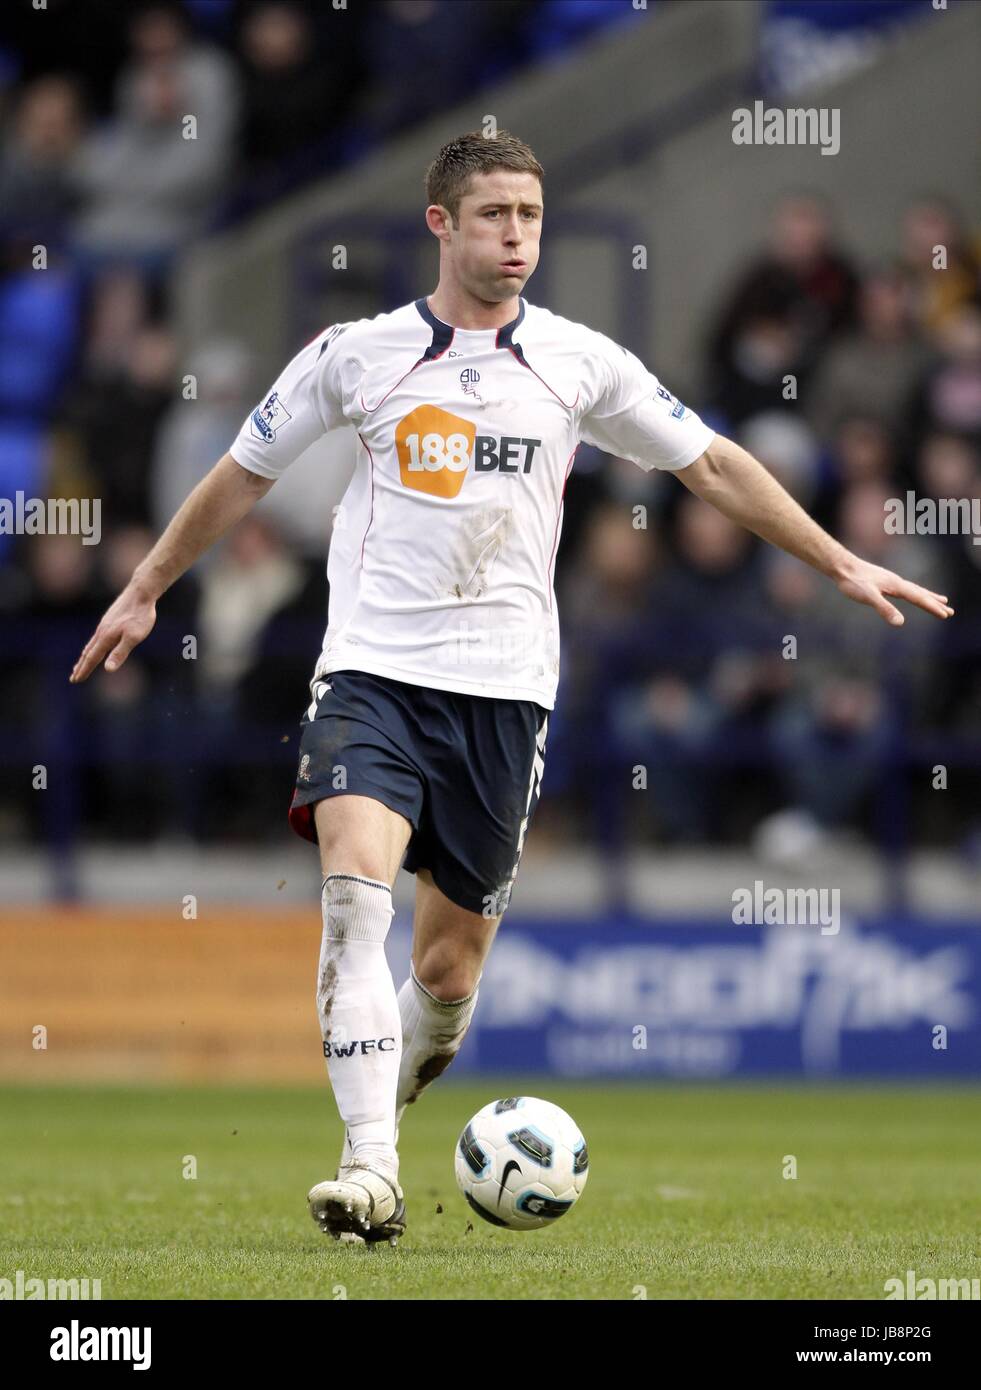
[
  {"xmin": 251, "ymin": 390, "xmax": 293, "ymax": 442},
  {"xmin": 460, "ymin": 367, "xmax": 482, "ymax": 401}
]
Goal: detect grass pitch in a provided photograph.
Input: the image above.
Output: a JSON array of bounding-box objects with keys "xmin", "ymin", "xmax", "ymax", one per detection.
[{"xmin": 1, "ymin": 1082, "xmax": 978, "ymax": 1300}]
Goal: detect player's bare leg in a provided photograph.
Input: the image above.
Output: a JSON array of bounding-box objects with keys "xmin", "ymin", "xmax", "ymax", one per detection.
[{"xmin": 307, "ymin": 794, "xmax": 412, "ymax": 1245}]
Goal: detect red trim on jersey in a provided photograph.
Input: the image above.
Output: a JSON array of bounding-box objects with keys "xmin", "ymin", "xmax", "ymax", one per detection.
[
  {"xmin": 506, "ymin": 345, "xmax": 580, "ymax": 409},
  {"xmin": 361, "ymin": 332, "xmax": 456, "ymax": 414},
  {"xmin": 546, "ymin": 445, "xmax": 579, "ymax": 613},
  {"xmin": 357, "ymin": 432, "xmax": 375, "ymax": 567}
]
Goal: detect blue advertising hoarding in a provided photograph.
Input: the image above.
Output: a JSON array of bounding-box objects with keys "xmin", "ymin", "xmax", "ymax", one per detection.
[{"xmin": 389, "ymin": 917, "xmax": 981, "ymax": 1079}]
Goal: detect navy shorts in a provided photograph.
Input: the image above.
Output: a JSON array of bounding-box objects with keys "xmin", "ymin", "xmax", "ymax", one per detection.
[{"xmin": 288, "ymin": 669, "xmax": 549, "ymax": 916}]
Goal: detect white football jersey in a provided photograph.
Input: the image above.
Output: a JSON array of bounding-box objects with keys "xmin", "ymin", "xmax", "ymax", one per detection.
[{"xmin": 229, "ymin": 297, "xmax": 714, "ymax": 708}]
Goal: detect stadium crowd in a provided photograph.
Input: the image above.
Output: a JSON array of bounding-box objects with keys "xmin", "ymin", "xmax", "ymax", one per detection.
[
  {"xmin": 552, "ymin": 193, "xmax": 981, "ymax": 861},
  {"xmin": 1, "ymin": 2, "xmax": 979, "ymax": 861}
]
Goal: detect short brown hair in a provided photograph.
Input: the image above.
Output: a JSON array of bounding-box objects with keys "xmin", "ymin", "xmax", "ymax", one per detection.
[{"xmin": 425, "ymin": 130, "xmax": 544, "ymax": 226}]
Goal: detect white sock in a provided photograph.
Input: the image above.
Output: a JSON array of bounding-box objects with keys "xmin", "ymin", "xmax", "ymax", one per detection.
[
  {"xmin": 318, "ymin": 873, "xmax": 400, "ymax": 1175},
  {"xmin": 395, "ymin": 962, "xmax": 479, "ymax": 1127}
]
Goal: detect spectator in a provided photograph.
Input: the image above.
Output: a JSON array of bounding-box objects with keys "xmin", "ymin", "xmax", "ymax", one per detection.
[
  {"xmin": 3, "ymin": 534, "xmax": 103, "ymax": 839},
  {"xmin": 72, "ymin": 3, "xmax": 239, "ymax": 269},
  {"xmin": 0, "ymin": 76, "xmax": 85, "ymax": 242},
  {"xmin": 191, "ymin": 513, "xmax": 323, "ymax": 839},
  {"xmin": 898, "ymin": 196, "xmax": 981, "ymax": 340},
  {"xmin": 908, "ymin": 300, "xmax": 981, "ymax": 450},
  {"xmin": 709, "ymin": 302, "xmax": 808, "ymax": 427},
  {"xmin": 237, "ymin": 3, "xmax": 356, "ymax": 182},
  {"xmin": 709, "ymin": 192, "xmax": 860, "ymax": 422},
  {"xmin": 913, "ymin": 432, "xmax": 981, "ymax": 731},
  {"xmin": 151, "ymin": 339, "xmax": 253, "ymax": 537},
  {"xmin": 603, "ymin": 497, "xmax": 777, "ymax": 841},
  {"xmin": 83, "ymin": 523, "xmax": 198, "ymax": 839},
  {"xmin": 825, "ymin": 414, "xmax": 897, "ymax": 491},
  {"xmin": 762, "ymin": 479, "xmax": 944, "ymax": 855},
  {"xmin": 60, "ymin": 274, "xmax": 177, "ymax": 527},
  {"xmin": 806, "ymin": 268, "xmax": 930, "ymax": 441},
  {"xmin": 0, "ymin": 228, "xmax": 82, "ymax": 525},
  {"xmin": 549, "ymin": 502, "xmax": 661, "ymax": 840},
  {"xmin": 560, "ymin": 501, "xmax": 661, "ymax": 719},
  {"xmin": 194, "ymin": 514, "xmax": 313, "ymax": 711}
]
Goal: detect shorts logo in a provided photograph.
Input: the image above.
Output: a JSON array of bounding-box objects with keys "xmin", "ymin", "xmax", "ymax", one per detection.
[
  {"xmin": 298, "ymin": 754, "xmax": 311, "ymax": 781},
  {"xmin": 251, "ymin": 390, "xmax": 293, "ymax": 442}
]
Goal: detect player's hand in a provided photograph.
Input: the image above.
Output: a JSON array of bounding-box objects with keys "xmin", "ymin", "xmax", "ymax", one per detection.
[
  {"xmin": 69, "ymin": 582, "xmax": 158, "ymax": 683},
  {"xmin": 835, "ymin": 558, "xmax": 954, "ymax": 626}
]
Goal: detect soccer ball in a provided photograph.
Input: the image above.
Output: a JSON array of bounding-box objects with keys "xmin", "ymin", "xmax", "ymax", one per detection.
[{"xmin": 454, "ymin": 1096, "xmax": 588, "ymax": 1230}]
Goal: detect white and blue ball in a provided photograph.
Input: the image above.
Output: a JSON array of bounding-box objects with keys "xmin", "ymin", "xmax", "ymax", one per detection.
[{"xmin": 454, "ymin": 1096, "xmax": 588, "ymax": 1230}]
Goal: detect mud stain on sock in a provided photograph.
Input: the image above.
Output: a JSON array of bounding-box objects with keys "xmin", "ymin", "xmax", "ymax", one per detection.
[
  {"xmin": 319, "ymin": 956, "xmax": 339, "ymax": 1032},
  {"xmin": 406, "ymin": 1051, "xmax": 457, "ymax": 1102}
]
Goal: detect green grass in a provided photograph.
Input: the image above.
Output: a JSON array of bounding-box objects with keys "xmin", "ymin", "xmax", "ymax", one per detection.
[{"xmin": 1, "ymin": 1082, "xmax": 979, "ymax": 1299}]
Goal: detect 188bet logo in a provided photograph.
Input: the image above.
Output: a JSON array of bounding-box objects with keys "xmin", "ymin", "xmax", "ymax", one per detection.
[{"xmin": 396, "ymin": 405, "xmax": 540, "ymax": 497}]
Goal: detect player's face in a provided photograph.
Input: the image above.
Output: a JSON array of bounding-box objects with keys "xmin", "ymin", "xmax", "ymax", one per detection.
[{"xmin": 447, "ymin": 171, "xmax": 542, "ymax": 302}]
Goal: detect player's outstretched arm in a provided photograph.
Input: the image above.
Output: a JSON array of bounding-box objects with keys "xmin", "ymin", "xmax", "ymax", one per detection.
[
  {"xmin": 69, "ymin": 453, "xmax": 276, "ymax": 683},
  {"xmin": 678, "ymin": 433, "xmax": 954, "ymax": 627}
]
